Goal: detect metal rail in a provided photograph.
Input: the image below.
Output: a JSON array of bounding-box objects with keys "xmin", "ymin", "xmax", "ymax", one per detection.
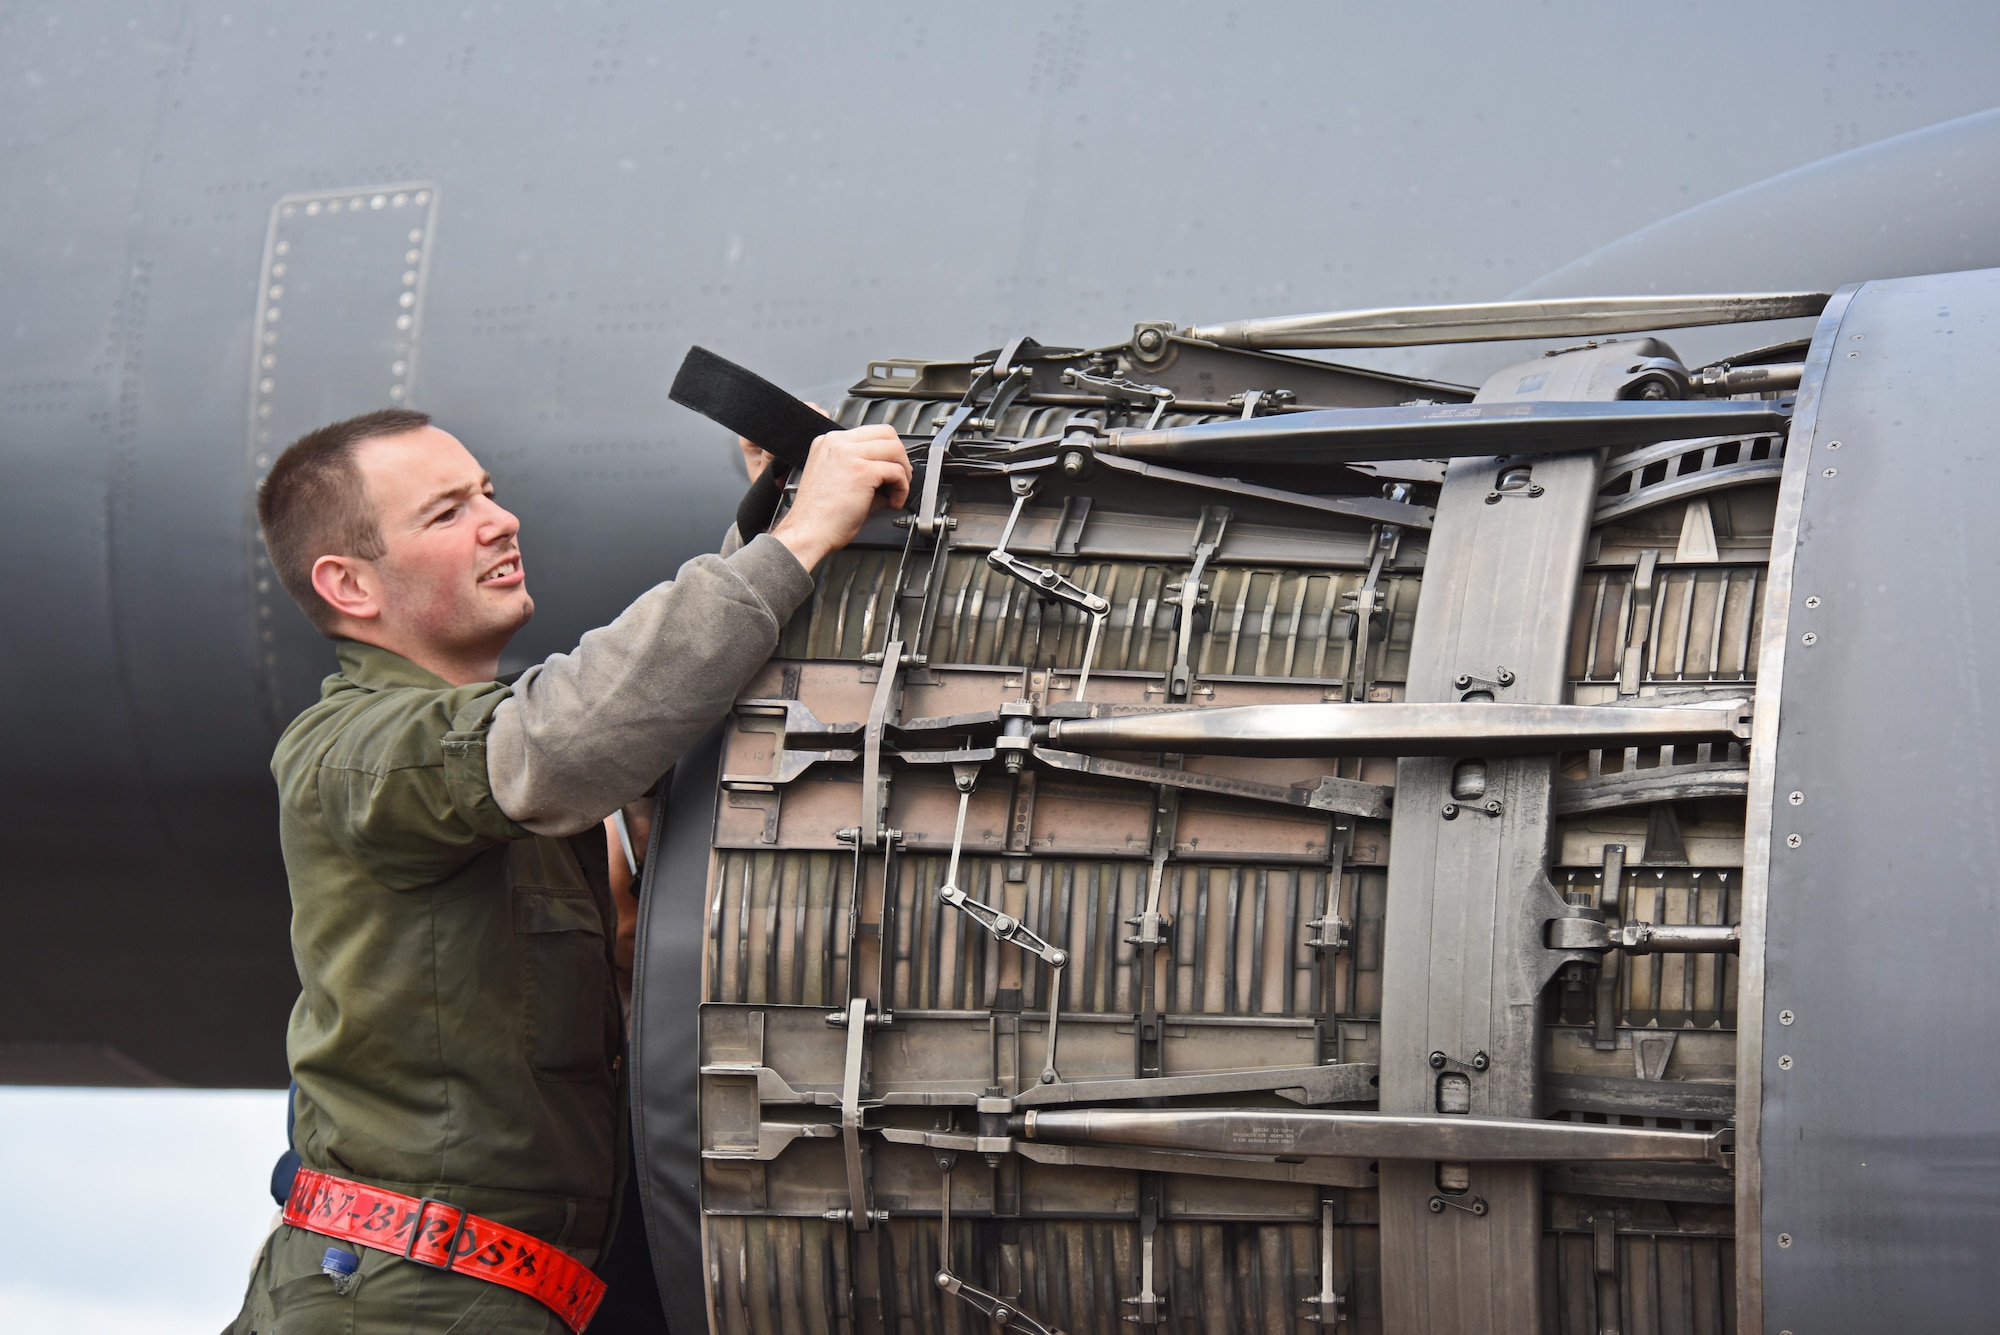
[
  {"xmin": 1187, "ymin": 292, "xmax": 1829, "ymax": 349},
  {"xmin": 1045, "ymin": 700, "xmax": 1750, "ymax": 757}
]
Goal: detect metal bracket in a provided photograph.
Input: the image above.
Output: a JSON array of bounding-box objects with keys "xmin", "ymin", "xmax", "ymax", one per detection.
[
  {"xmin": 860, "ymin": 642, "xmax": 904, "ymax": 847},
  {"xmin": 1341, "ymin": 493, "xmax": 1406, "ymax": 702},
  {"xmin": 1428, "ymin": 1193, "xmax": 1490, "ymax": 1217},
  {"xmin": 722, "ymin": 698, "xmax": 862, "ymax": 788},
  {"xmin": 1228, "ymin": 387, "xmax": 1296, "ymax": 419},
  {"xmin": 1300, "ymin": 1200, "xmax": 1349, "ymax": 1326},
  {"xmin": 985, "ymin": 483, "xmax": 1110, "ymax": 701},
  {"xmin": 932, "ymin": 766, "xmax": 1069, "ymax": 1085},
  {"xmin": 918, "ymin": 336, "xmax": 1036, "ymax": 537},
  {"xmin": 1546, "ymin": 915, "xmax": 1742, "ymax": 955},
  {"xmin": 1061, "ymin": 363, "xmax": 1174, "ymax": 430},
  {"xmin": 1619, "ymin": 548, "xmax": 1661, "ymax": 696},
  {"xmin": 935, "ymin": 1161, "xmax": 1066, "ymax": 1335},
  {"xmin": 1453, "ymin": 666, "xmax": 1516, "ymax": 699},
  {"xmin": 1593, "ymin": 844, "xmax": 1625, "ymax": 1050},
  {"xmin": 839, "ymin": 997, "xmax": 877, "ymax": 1230},
  {"xmin": 1122, "ymin": 1179, "xmax": 1166, "ymax": 1325},
  {"xmin": 1168, "ymin": 507, "xmax": 1230, "ymax": 699}
]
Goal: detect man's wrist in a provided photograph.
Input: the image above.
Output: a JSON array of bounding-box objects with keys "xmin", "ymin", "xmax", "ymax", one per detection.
[{"xmin": 770, "ymin": 519, "xmax": 833, "ymax": 572}]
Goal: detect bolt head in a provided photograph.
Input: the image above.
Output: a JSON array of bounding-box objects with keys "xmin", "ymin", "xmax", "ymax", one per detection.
[
  {"xmin": 1470, "ymin": 1051, "xmax": 1489, "ymax": 1072},
  {"xmin": 1136, "ymin": 328, "xmax": 1163, "ymax": 351},
  {"xmin": 1428, "ymin": 1051, "xmax": 1448, "ymax": 1069}
]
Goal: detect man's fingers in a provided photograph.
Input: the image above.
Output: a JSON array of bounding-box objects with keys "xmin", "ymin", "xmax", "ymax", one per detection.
[{"xmin": 866, "ymin": 460, "xmax": 912, "ymax": 509}]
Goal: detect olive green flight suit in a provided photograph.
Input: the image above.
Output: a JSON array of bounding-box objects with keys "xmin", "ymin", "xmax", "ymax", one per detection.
[
  {"xmin": 227, "ymin": 532, "xmax": 816, "ymax": 1333},
  {"xmin": 230, "ymin": 642, "xmax": 621, "ymax": 1334}
]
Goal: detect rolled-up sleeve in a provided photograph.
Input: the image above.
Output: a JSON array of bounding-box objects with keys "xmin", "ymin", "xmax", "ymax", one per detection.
[{"xmin": 487, "ymin": 532, "xmax": 814, "ymax": 836}]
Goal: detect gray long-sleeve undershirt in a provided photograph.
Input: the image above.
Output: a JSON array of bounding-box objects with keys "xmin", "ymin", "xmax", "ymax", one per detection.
[{"xmin": 487, "ymin": 529, "xmax": 815, "ymax": 836}]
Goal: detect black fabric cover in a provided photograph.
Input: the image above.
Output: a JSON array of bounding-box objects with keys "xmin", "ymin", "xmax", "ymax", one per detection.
[
  {"xmin": 669, "ymin": 345, "xmax": 829, "ymax": 468},
  {"xmin": 670, "ymin": 345, "xmax": 828, "ymax": 538}
]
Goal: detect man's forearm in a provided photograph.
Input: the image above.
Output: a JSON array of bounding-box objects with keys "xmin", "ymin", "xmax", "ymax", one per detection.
[{"xmin": 487, "ymin": 531, "xmax": 813, "ymax": 836}]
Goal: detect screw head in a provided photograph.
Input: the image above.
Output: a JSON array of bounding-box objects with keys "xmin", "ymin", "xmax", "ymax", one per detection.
[
  {"xmin": 1429, "ymin": 1050, "xmax": 1448, "ymax": 1070},
  {"xmin": 1470, "ymin": 1051, "xmax": 1490, "ymax": 1072},
  {"xmin": 1788, "ymin": 791, "xmax": 1804, "ymax": 805},
  {"xmin": 1823, "ymin": 467, "xmax": 1838, "ymax": 477},
  {"xmin": 1804, "ymin": 595, "xmax": 1820, "ymax": 609},
  {"xmin": 1777, "ymin": 1232, "xmax": 1794, "ymax": 1249},
  {"xmin": 1135, "ymin": 328, "xmax": 1163, "ymax": 351},
  {"xmin": 1440, "ymin": 802, "xmax": 1459, "ymax": 820},
  {"xmin": 1786, "ymin": 833, "xmax": 1803, "ymax": 848},
  {"xmin": 1800, "ymin": 632, "xmax": 1818, "ymax": 645},
  {"xmin": 1779, "ymin": 1009, "xmax": 1796, "ymax": 1025},
  {"xmin": 1778, "ymin": 1054, "xmax": 1794, "ymax": 1070}
]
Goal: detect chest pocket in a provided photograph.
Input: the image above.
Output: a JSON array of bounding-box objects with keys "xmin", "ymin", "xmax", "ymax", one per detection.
[{"xmin": 511, "ymin": 839, "xmax": 613, "ymax": 1083}]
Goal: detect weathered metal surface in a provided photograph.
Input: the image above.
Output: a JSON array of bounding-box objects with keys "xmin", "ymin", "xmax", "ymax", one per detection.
[
  {"xmin": 641, "ymin": 317, "xmax": 1790, "ymax": 1334},
  {"xmin": 1752, "ymin": 269, "xmax": 2000, "ymax": 1330},
  {"xmin": 1374, "ymin": 346, "xmax": 1611, "ymax": 1334}
]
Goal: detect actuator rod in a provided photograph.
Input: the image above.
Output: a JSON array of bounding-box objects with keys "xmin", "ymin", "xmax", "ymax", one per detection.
[{"xmin": 1043, "ymin": 701, "xmax": 1749, "ymax": 758}]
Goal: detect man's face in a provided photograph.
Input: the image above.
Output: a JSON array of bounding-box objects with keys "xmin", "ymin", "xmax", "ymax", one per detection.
[{"xmin": 353, "ymin": 426, "xmax": 533, "ymax": 661}]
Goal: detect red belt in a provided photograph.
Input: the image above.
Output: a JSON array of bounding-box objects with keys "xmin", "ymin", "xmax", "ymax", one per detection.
[{"xmin": 283, "ymin": 1167, "xmax": 607, "ymax": 1332}]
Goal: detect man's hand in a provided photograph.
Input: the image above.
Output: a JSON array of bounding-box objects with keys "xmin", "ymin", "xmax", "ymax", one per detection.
[
  {"xmin": 738, "ymin": 437, "xmax": 775, "ymax": 483},
  {"xmin": 769, "ymin": 425, "xmax": 912, "ymax": 571}
]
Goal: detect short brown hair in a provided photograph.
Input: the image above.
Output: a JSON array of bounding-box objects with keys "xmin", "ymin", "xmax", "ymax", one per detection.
[{"xmin": 257, "ymin": 408, "xmax": 431, "ymax": 636}]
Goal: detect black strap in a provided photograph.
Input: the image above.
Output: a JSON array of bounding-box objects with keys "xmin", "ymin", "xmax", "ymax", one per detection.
[
  {"xmin": 670, "ymin": 345, "xmax": 829, "ymax": 470},
  {"xmin": 733, "ymin": 464, "xmax": 789, "ymax": 539}
]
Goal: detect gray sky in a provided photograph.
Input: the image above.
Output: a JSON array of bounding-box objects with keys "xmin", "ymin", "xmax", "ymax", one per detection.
[{"xmin": 0, "ymin": 1089, "xmax": 285, "ymax": 1331}]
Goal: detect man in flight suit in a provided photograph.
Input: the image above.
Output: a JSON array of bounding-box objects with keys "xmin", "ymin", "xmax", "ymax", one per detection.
[{"xmin": 228, "ymin": 406, "xmax": 909, "ymax": 1332}]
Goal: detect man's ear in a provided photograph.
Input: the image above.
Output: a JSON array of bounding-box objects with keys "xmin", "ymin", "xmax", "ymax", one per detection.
[{"xmin": 310, "ymin": 554, "xmax": 382, "ymax": 625}]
